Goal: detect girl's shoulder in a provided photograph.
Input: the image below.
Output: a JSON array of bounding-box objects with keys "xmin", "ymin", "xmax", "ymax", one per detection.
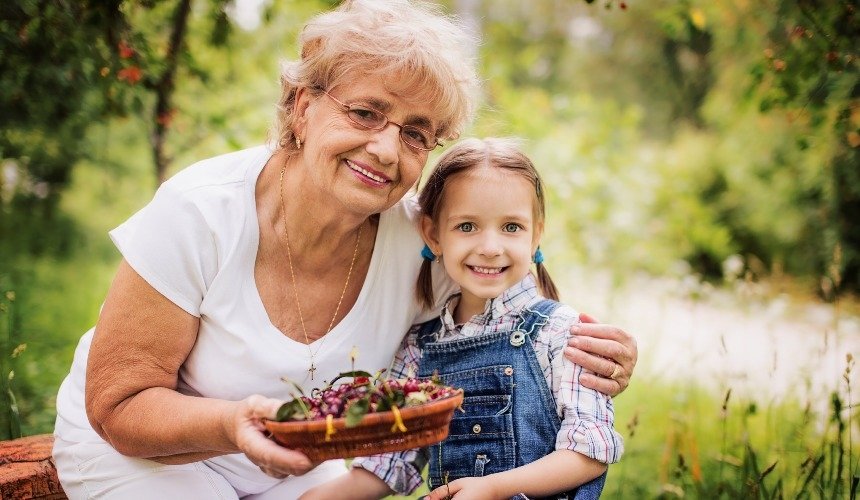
[{"xmin": 529, "ymin": 299, "xmax": 580, "ymax": 339}]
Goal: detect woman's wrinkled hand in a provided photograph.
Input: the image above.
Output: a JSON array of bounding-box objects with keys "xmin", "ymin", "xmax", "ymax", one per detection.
[
  {"xmin": 564, "ymin": 313, "xmax": 638, "ymax": 397},
  {"xmin": 230, "ymin": 394, "xmax": 314, "ymax": 478}
]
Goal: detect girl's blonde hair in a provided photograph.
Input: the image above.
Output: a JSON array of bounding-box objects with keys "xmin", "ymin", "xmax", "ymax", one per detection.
[
  {"xmin": 271, "ymin": 0, "xmax": 481, "ymax": 152},
  {"xmin": 417, "ymin": 137, "xmax": 560, "ymax": 309}
]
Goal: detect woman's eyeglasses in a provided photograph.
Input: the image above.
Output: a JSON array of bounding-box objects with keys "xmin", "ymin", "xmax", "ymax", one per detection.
[{"xmin": 320, "ymin": 89, "xmax": 442, "ymax": 151}]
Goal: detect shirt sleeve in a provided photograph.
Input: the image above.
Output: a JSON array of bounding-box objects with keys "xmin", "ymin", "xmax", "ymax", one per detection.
[
  {"xmin": 109, "ymin": 182, "xmax": 218, "ymax": 316},
  {"xmin": 351, "ymin": 326, "xmax": 429, "ymax": 494},
  {"xmin": 544, "ymin": 306, "xmax": 625, "ymax": 464}
]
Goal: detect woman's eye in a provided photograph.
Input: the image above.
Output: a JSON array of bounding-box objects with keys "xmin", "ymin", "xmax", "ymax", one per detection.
[
  {"xmin": 403, "ymin": 127, "xmax": 429, "ymax": 144},
  {"xmin": 503, "ymin": 223, "xmax": 522, "ymax": 232},
  {"xmin": 348, "ymin": 107, "xmax": 383, "ymax": 125},
  {"xmin": 457, "ymin": 222, "xmax": 475, "ymax": 233}
]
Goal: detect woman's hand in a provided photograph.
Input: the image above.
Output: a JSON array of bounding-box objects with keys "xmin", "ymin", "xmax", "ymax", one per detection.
[
  {"xmin": 565, "ymin": 313, "xmax": 638, "ymax": 397},
  {"xmin": 230, "ymin": 394, "xmax": 314, "ymax": 478}
]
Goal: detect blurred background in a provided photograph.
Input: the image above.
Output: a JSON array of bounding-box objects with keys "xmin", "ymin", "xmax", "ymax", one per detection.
[{"xmin": 1, "ymin": 0, "xmax": 857, "ymax": 497}]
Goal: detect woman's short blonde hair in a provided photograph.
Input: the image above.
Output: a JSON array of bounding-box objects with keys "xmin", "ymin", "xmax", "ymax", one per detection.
[{"xmin": 271, "ymin": 0, "xmax": 480, "ymax": 151}]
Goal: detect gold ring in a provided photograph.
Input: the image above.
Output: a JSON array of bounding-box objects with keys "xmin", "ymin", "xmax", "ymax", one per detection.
[{"xmin": 609, "ymin": 364, "xmax": 623, "ymax": 380}]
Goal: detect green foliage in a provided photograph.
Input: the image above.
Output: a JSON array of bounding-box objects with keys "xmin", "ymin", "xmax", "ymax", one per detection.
[
  {"xmin": 707, "ymin": 0, "xmax": 859, "ymax": 294},
  {"xmin": 472, "ymin": 0, "xmax": 858, "ymax": 293},
  {"xmin": 0, "ymin": 284, "xmax": 22, "ymax": 440},
  {"xmin": 0, "ymin": 1, "xmax": 121, "ymax": 190}
]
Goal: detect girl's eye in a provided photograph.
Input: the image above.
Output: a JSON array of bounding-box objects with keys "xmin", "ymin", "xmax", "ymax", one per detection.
[
  {"xmin": 503, "ymin": 223, "xmax": 522, "ymax": 232},
  {"xmin": 457, "ymin": 222, "xmax": 475, "ymax": 233}
]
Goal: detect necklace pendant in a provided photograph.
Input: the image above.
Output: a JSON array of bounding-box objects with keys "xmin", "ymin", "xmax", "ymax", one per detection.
[{"xmin": 308, "ymin": 362, "xmax": 316, "ymax": 380}]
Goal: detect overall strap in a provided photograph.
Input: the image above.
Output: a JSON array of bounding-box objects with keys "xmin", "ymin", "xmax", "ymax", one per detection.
[
  {"xmin": 516, "ymin": 299, "xmax": 562, "ymax": 339},
  {"xmin": 415, "ymin": 317, "xmax": 443, "ymax": 350}
]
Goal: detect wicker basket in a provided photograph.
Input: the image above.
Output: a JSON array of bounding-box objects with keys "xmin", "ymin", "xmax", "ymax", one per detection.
[{"xmin": 264, "ymin": 391, "xmax": 463, "ymax": 462}]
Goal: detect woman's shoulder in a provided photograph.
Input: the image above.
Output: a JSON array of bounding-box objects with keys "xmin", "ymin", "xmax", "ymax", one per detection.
[
  {"xmin": 378, "ymin": 193, "xmax": 423, "ymax": 246},
  {"xmin": 162, "ymin": 145, "xmax": 271, "ymax": 195},
  {"xmin": 383, "ymin": 192, "xmax": 421, "ymax": 224},
  {"xmin": 116, "ymin": 146, "xmax": 270, "ymax": 254}
]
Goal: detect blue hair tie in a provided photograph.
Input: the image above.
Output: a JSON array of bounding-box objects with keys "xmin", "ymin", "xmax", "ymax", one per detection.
[
  {"xmin": 421, "ymin": 244, "xmax": 436, "ymax": 261},
  {"xmin": 533, "ymin": 247, "xmax": 544, "ymax": 264}
]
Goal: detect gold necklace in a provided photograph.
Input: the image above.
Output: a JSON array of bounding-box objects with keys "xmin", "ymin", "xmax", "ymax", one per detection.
[{"xmin": 278, "ymin": 163, "xmax": 362, "ymax": 380}]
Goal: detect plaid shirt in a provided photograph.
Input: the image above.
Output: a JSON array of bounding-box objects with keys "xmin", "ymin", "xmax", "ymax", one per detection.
[{"xmin": 352, "ymin": 274, "xmax": 624, "ymax": 494}]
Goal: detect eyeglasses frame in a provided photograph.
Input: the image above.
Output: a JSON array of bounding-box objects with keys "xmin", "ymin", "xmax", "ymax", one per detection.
[{"xmin": 318, "ymin": 88, "xmax": 443, "ymax": 152}]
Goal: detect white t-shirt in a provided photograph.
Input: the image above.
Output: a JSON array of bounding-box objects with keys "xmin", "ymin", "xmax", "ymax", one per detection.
[{"xmin": 54, "ymin": 145, "xmax": 455, "ymax": 493}]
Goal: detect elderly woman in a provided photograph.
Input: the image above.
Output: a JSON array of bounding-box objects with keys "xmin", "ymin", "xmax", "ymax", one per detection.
[{"xmin": 52, "ymin": 0, "xmax": 637, "ymax": 498}]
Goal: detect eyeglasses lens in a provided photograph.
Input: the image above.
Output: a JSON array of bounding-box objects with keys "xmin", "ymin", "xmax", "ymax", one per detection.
[{"xmin": 344, "ymin": 105, "xmax": 436, "ymax": 151}]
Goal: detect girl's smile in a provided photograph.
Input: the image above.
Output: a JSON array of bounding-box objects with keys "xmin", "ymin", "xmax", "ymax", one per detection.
[{"xmin": 467, "ymin": 265, "xmax": 507, "ymax": 275}]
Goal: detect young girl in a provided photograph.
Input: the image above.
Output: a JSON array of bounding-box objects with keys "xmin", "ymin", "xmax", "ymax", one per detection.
[{"xmin": 302, "ymin": 138, "xmax": 623, "ymax": 500}]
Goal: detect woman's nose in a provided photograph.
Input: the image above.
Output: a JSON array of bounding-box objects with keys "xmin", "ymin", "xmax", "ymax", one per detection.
[{"xmin": 366, "ymin": 123, "xmax": 401, "ymax": 166}]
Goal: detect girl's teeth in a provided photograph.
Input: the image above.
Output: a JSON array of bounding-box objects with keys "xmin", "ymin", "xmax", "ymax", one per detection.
[
  {"xmin": 472, "ymin": 266, "xmax": 502, "ymax": 274},
  {"xmin": 347, "ymin": 161, "xmax": 386, "ymax": 183}
]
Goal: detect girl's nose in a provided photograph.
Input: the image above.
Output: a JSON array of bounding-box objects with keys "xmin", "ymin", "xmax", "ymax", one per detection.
[{"xmin": 477, "ymin": 233, "xmax": 503, "ymax": 257}]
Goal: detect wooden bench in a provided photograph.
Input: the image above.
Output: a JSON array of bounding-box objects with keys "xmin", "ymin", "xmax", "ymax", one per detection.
[{"xmin": 0, "ymin": 434, "xmax": 67, "ymax": 499}]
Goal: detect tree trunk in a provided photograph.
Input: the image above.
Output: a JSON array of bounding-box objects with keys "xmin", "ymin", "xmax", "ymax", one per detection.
[{"xmin": 152, "ymin": 0, "xmax": 193, "ymax": 185}]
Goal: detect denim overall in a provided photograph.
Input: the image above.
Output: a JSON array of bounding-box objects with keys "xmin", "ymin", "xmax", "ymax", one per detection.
[{"xmin": 417, "ymin": 299, "xmax": 607, "ymax": 500}]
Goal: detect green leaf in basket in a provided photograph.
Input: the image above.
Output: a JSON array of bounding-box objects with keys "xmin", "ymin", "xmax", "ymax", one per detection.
[
  {"xmin": 275, "ymin": 399, "xmax": 308, "ymax": 422},
  {"xmin": 376, "ymin": 398, "xmax": 391, "ymax": 412},
  {"xmin": 344, "ymin": 397, "xmax": 370, "ymax": 427},
  {"xmin": 375, "ymin": 388, "xmax": 406, "ymax": 412}
]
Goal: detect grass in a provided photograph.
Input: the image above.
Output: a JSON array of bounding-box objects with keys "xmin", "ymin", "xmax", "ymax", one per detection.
[{"xmin": 606, "ymin": 368, "xmax": 857, "ymax": 499}]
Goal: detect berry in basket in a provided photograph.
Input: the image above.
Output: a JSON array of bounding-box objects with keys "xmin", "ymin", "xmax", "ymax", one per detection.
[{"xmin": 265, "ymin": 370, "xmax": 463, "ymax": 461}]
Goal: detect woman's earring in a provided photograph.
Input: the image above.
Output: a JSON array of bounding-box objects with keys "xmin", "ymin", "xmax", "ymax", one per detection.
[{"xmin": 295, "ymin": 136, "xmax": 302, "ymax": 149}]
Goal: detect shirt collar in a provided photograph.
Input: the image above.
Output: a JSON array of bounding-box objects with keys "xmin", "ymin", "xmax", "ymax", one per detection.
[{"xmin": 439, "ymin": 274, "xmax": 540, "ymax": 332}]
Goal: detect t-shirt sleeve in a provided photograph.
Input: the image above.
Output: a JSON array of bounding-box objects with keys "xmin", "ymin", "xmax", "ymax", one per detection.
[{"xmin": 109, "ymin": 183, "xmax": 218, "ymax": 317}]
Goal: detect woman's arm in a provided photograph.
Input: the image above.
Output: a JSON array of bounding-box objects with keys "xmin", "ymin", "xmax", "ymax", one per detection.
[
  {"xmin": 85, "ymin": 260, "xmax": 313, "ymax": 476},
  {"xmin": 425, "ymin": 450, "xmax": 605, "ymax": 500},
  {"xmin": 299, "ymin": 468, "xmax": 393, "ymax": 500},
  {"xmin": 564, "ymin": 313, "xmax": 638, "ymax": 397}
]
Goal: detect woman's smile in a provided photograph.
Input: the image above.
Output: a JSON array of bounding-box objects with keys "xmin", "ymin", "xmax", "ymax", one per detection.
[{"xmin": 345, "ymin": 158, "xmax": 391, "ymax": 187}]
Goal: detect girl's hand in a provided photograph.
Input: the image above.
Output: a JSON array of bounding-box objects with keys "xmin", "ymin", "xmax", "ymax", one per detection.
[
  {"xmin": 230, "ymin": 394, "xmax": 314, "ymax": 478},
  {"xmin": 426, "ymin": 477, "xmax": 499, "ymax": 500},
  {"xmin": 564, "ymin": 313, "xmax": 638, "ymax": 397}
]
